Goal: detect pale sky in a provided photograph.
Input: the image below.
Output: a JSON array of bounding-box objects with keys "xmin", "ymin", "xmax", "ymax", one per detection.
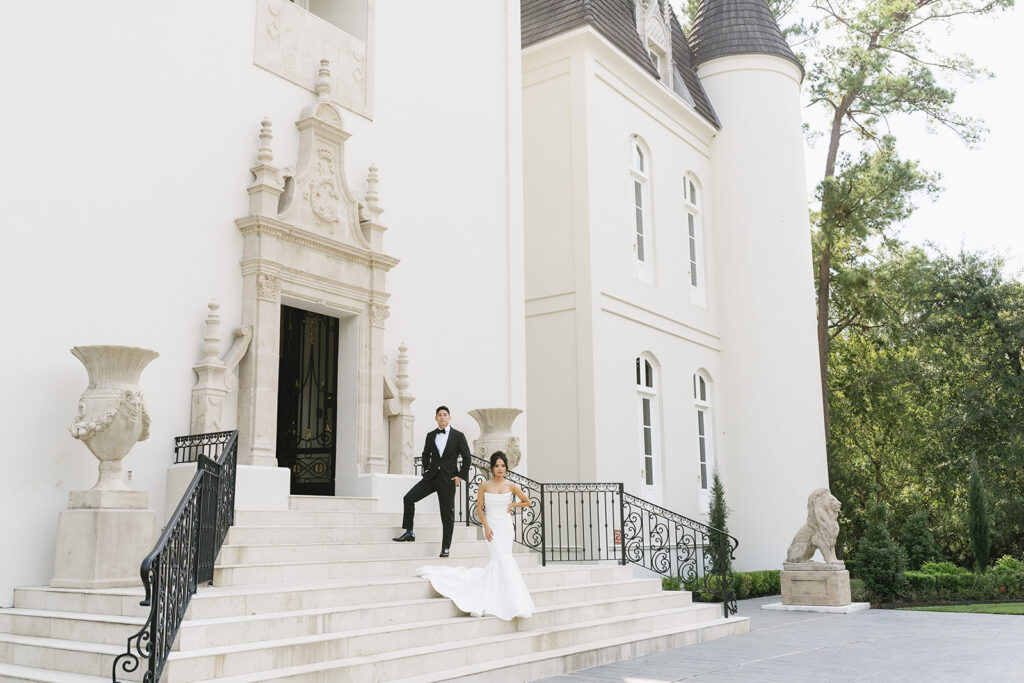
[
  {"xmin": 800, "ymin": 3, "xmax": 1024, "ymax": 276},
  {"xmin": 676, "ymin": 1, "xmax": 1024, "ymax": 276}
]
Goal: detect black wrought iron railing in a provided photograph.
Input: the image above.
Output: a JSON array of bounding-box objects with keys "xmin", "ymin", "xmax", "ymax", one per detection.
[
  {"xmin": 113, "ymin": 430, "xmax": 239, "ymax": 683},
  {"xmin": 416, "ymin": 454, "xmax": 738, "ymax": 617},
  {"xmin": 172, "ymin": 429, "xmax": 236, "ymax": 464}
]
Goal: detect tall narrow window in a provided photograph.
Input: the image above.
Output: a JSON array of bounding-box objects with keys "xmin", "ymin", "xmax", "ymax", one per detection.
[
  {"xmin": 684, "ymin": 175, "xmax": 706, "ymax": 305},
  {"xmin": 630, "ymin": 138, "xmax": 653, "ymax": 282},
  {"xmin": 693, "ymin": 372, "xmax": 714, "ymax": 498},
  {"xmin": 636, "ymin": 355, "xmax": 658, "ymax": 489}
]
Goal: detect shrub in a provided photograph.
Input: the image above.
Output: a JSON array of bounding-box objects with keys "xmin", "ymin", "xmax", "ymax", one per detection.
[
  {"xmin": 684, "ymin": 569, "xmax": 781, "ymax": 602},
  {"xmin": 707, "ymin": 468, "xmax": 732, "ymax": 575},
  {"xmin": 900, "ymin": 567, "xmax": 1024, "ymax": 603},
  {"xmin": 969, "ymin": 455, "xmax": 992, "ymax": 572},
  {"xmin": 662, "ymin": 576, "xmax": 682, "ymax": 591},
  {"xmin": 901, "ymin": 511, "xmax": 943, "ymax": 570},
  {"xmin": 993, "ymin": 555, "xmax": 1023, "ymax": 574},
  {"xmin": 919, "ymin": 561, "xmax": 970, "ymax": 575},
  {"xmin": 856, "ymin": 501, "xmax": 908, "ymax": 600}
]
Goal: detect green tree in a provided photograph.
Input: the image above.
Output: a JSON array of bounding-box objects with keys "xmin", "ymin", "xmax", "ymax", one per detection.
[
  {"xmin": 707, "ymin": 468, "xmax": 731, "ymax": 574},
  {"xmin": 969, "ymin": 455, "xmax": 992, "ymax": 571},
  {"xmin": 901, "ymin": 510, "xmax": 942, "ymax": 570},
  {"xmin": 856, "ymin": 500, "xmax": 908, "ymax": 600},
  {"xmin": 827, "ymin": 247, "xmax": 1024, "ymax": 564},
  {"xmin": 806, "ymin": 0, "xmax": 1012, "ymax": 446}
]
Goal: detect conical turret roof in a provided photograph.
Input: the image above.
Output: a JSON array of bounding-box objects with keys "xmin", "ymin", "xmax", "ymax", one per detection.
[{"xmin": 689, "ymin": 0, "xmax": 801, "ymax": 73}]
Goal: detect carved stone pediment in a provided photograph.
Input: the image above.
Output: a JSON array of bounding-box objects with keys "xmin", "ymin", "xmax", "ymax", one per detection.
[{"xmin": 275, "ymin": 60, "xmax": 365, "ymax": 246}]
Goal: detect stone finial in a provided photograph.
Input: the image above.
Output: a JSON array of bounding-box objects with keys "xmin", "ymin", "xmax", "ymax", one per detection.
[
  {"xmin": 396, "ymin": 342, "xmax": 410, "ymax": 394},
  {"xmin": 257, "ymin": 118, "xmax": 274, "ymax": 164},
  {"xmin": 366, "ymin": 163, "xmax": 380, "ymax": 209},
  {"xmin": 201, "ymin": 300, "xmax": 223, "ymax": 363},
  {"xmin": 316, "ymin": 59, "xmax": 332, "ymax": 100}
]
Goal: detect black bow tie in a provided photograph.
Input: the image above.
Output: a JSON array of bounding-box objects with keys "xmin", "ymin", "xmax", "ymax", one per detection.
[{"xmin": 437, "ymin": 429, "xmax": 447, "ymax": 435}]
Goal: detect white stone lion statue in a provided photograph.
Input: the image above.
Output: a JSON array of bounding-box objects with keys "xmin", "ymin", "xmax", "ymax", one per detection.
[{"xmin": 785, "ymin": 488, "xmax": 842, "ymax": 565}]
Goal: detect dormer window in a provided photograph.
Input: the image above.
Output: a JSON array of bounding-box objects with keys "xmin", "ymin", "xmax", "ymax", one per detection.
[
  {"xmin": 648, "ymin": 47, "xmax": 665, "ymax": 77},
  {"xmin": 638, "ymin": 1, "xmax": 672, "ymax": 88}
]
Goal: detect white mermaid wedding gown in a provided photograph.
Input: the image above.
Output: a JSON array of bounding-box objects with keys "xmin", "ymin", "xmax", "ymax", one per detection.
[{"xmin": 416, "ymin": 491, "xmax": 536, "ymax": 620}]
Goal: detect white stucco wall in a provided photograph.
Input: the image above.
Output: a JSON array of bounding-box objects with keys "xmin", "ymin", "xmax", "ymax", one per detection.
[
  {"xmin": 697, "ymin": 54, "xmax": 829, "ymax": 570},
  {"xmin": 524, "ymin": 32, "xmax": 728, "ymax": 516},
  {"xmin": 0, "ymin": 0, "xmax": 522, "ymax": 605},
  {"xmin": 524, "ymin": 33, "xmax": 828, "ymax": 571}
]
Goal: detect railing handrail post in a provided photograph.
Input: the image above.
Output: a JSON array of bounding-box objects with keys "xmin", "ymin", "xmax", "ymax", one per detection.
[
  {"xmin": 617, "ymin": 485, "xmax": 623, "ymax": 565},
  {"xmin": 539, "ymin": 483, "xmax": 546, "ymax": 567},
  {"xmin": 719, "ymin": 530, "xmax": 729, "ymax": 618}
]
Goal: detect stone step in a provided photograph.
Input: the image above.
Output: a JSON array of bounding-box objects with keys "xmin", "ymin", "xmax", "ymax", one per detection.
[
  {"xmin": 392, "ymin": 616, "xmax": 749, "ymax": 683},
  {"xmin": 287, "ymin": 496, "xmax": 379, "ymax": 513},
  {"xmin": 212, "ymin": 550, "xmax": 541, "ymax": 586},
  {"xmin": 224, "ymin": 524, "xmax": 479, "ymax": 546},
  {"xmin": 216, "ymin": 539, "xmax": 503, "ymax": 565},
  {"xmin": 12, "ymin": 565, "xmax": 640, "ymax": 620},
  {"xmin": 232, "ymin": 510, "xmax": 428, "ymax": 528},
  {"xmin": 172, "ymin": 588, "xmax": 693, "ymax": 651},
  {"xmin": 0, "ymin": 609, "xmax": 144, "ymax": 648},
  {"xmin": 0, "ymin": 662, "xmax": 109, "ymax": 682},
  {"xmin": 2, "ymin": 574, "xmax": 665, "ymax": 652},
  {"xmin": 163, "ymin": 606, "xmax": 736, "ymax": 682},
  {"xmin": 0, "ymin": 633, "xmax": 140, "ymax": 682}
]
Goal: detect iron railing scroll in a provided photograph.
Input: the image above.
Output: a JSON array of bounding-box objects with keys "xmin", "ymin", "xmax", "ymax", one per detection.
[
  {"xmin": 414, "ymin": 455, "xmax": 738, "ymax": 617},
  {"xmin": 622, "ymin": 492, "xmax": 738, "ymax": 617},
  {"xmin": 112, "ymin": 430, "xmax": 239, "ymax": 683}
]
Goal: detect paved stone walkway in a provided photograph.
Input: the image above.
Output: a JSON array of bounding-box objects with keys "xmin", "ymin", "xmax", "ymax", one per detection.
[{"xmin": 539, "ymin": 596, "xmax": 1024, "ymax": 682}]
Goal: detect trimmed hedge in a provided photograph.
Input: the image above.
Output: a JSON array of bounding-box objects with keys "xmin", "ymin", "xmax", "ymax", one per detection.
[
  {"xmin": 663, "ymin": 569, "xmax": 781, "ymax": 601},
  {"xmin": 900, "ymin": 569, "xmax": 1024, "ymax": 603}
]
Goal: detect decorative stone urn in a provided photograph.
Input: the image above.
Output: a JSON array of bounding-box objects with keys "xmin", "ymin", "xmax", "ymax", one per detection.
[
  {"xmin": 468, "ymin": 408, "xmax": 523, "ymax": 470},
  {"xmin": 52, "ymin": 345, "xmax": 158, "ymax": 588},
  {"xmin": 68, "ymin": 345, "xmax": 157, "ymax": 500}
]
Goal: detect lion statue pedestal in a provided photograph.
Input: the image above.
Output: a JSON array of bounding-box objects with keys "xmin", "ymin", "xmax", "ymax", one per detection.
[{"xmin": 763, "ymin": 488, "xmax": 867, "ymax": 612}]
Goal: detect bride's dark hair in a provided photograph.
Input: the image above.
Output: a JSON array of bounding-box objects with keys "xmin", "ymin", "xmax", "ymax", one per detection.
[{"xmin": 490, "ymin": 451, "xmax": 508, "ymax": 470}]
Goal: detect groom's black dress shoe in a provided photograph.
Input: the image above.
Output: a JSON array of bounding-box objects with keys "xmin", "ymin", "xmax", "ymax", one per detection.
[
  {"xmin": 393, "ymin": 530, "xmax": 415, "ymax": 542},
  {"xmin": 439, "ymin": 549, "xmax": 450, "ymax": 558}
]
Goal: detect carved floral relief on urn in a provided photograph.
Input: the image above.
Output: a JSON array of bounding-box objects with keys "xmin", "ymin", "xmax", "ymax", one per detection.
[{"xmin": 68, "ymin": 345, "xmax": 158, "ymax": 493}]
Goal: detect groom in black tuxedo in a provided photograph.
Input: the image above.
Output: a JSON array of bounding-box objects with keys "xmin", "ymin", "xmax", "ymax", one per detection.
[{"xmin": 393, "ymin": 405, "xmax": 471, "ymax": 557}]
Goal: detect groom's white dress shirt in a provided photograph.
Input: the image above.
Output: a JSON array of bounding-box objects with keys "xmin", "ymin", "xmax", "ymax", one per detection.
[{"xmin": 434, "ymin": 428, "xmax": 448, "ymax": 456}]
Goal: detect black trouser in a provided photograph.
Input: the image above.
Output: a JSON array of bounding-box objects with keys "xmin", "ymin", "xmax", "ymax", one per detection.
[{"xmin": 402, "ymin": 473, "xmax": 456, "ymax": 549}]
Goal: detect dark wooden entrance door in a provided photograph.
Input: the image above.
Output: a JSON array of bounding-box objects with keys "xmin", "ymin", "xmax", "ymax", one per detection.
[{"xmin": 276, "ymin": 305, "xmax": 339, "ymax": 496}]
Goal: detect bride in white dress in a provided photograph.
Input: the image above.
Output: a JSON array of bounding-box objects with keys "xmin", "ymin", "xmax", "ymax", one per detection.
[{"xmin": 416, "ymin": 451, "xmax": 536, "ymax": 620}]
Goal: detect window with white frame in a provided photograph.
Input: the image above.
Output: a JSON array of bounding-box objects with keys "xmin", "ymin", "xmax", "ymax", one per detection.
[
  {"xmin": 693, "ymin": 371, "xmax": 714, "ymax": 495},
  {"xmin": 630, "ymin": 138, "xmax": 653, "ymax": 282},
  {"xmin": 684, "ymin": 175, "xmax": 706, "ymax": 304},
  {"xmin": 636, "ymin": 356, "xmax": 658, "ymax": 488}
]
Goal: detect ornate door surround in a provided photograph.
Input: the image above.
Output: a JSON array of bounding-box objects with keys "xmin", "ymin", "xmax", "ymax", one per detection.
[{"xmin": 236, "ymin": 60, "xmax": 397, "ymax": 479}]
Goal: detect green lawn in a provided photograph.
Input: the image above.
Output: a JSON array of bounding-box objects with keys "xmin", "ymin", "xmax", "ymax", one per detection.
[{"xmin": 901, "ymin": 602, "xmax": 1024, "ymax": 615}]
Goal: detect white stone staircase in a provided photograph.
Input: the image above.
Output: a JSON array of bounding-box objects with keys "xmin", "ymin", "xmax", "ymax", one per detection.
[{"xmin": 0, "ymin": 495, "xmax": 748, "ymax": 682}]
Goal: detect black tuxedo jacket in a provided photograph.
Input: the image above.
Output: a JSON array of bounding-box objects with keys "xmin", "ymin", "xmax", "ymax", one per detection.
[{"xmin": 422, "ymin": 427, "xmax": 471, "ymax": 482}]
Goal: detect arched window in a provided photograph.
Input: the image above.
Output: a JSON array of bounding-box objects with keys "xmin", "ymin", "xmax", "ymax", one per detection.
[
  {"xmin": 684, "ymin": 174, "xmax": 706, "ymax": 304},
  {"xmin": 630, "ymin": 137, "xmax": 653, "ymax": 282},
  {"xmin": 693, "ymin": 371, "xmax": 714, "ymax": 498},
  {"xmin": 636, "ymin": 354, "xmax": 659, "ymax": 489}
]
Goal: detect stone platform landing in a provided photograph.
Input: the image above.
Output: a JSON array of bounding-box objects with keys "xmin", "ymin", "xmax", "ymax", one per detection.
[{"xmin": 0, "ymin": 495, "xmax": 748, "ymax": 682}]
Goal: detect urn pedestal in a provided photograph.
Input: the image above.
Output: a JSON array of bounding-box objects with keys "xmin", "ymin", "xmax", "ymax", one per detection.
[{"xmin": 51, "ymin": 346, "xmax": 159, "ymax": 589}]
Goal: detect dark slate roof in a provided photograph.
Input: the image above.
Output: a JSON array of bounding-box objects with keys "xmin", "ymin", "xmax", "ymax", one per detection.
[
  {"xmin": 689, "ymin": 0, "xmax": 802, "ymax": 74},
  {"xmin": 522, "ymin": 0, "xmax": 719, "ymax": 128}
]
